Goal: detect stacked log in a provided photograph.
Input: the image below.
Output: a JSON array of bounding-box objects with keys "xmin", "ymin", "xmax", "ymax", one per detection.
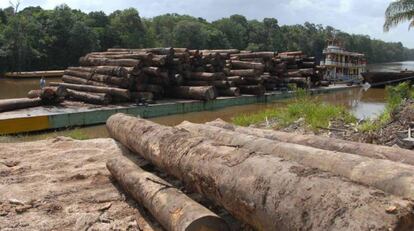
[
  {"xmin": 34, "ymin": 48, "xmax": 324, "ymax": 106},
  {"xmin": 106, "ymin": 114, "xmax": 414, "ymax": 231},
  {"xmin": 278, "ymin": 51, "xmax": 322, "ymax": 88}
]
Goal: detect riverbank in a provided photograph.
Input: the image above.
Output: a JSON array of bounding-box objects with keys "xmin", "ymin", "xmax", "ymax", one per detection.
[{"xmin": 232, "ymin": 82, "xmax": 414, "ymax": 149}]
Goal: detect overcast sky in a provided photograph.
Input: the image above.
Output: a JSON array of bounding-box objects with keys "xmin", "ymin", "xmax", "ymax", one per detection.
[{"xmin": 1, "ymin": 0, "xmax": 413, "ymax": 48}]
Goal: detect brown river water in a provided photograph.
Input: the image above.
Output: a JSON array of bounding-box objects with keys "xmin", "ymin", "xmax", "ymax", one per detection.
[{"xmin": 0, "ymin": 61, "xmax": 413, "ymax": 141}]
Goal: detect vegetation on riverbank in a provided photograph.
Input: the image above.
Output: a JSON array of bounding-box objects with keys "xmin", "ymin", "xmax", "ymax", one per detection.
[
  {"xmin": 232, "ymin": 89, "xmax": 356, "ymax": 131},
  {"xmin": 359, "ymin": 82, "xmax": 413, "ymax": 132},
  {"xmin": 0, "ymin": 4, "xmax": 414, "ymax": 72},
  {"xmin": 233, "ymin": 82, "xmax": 413, "ymax": 135}
]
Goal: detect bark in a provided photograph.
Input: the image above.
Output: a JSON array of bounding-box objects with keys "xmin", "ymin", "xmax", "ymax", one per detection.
[
  {"xmin": 66, "ymin": 89, "xmax": 111, "ymax": 105},
  {"xmin": 107, "ymin": 157, "xmax": 229, "ymax": 231},
  {"xmin": 227, "ymin": 69, "xmax": 261, "ymax": 78},
  {"xmin": 207, "ymin": 119, "xmax": 414, "ymax": 166},
  {"xmin": 64, "ymin": 70, "xmax": 130, "ymax": 88},
  {"xmin": 167, "ymin": 86, "xmax": 217, "ymax": 101},
  {"xmin": 178, "ymin": 121, "xmax": 414, "ymax": 200},
  {"xmin": 0, "ymin": 98, "xmax": 42, "ymax": 112},
  {"xmin": 230, "ymin": 52, "xmax": 275, "ymax": 59},
  {"xmin": 88, "ymin": 52, "xmax": 153, "ymax": 61},
  {"xmin": 106, "ymin": 114, "xmax": 414, "ymax": 231},
  {"xmin": 230, "ymin": 60, "xmax": 265, "ymax": 70},
  {"xmin": 62, "ymin": 75, "xmax": 113, "ymax": 88},
  {"xmin": 226, "ymin": 76, "xmax": 246, "ymax": 85},
  {"xmin": 79, "ymin": 57, "xmax": 141, "ymax": 67},
  {"xmin": 238, "ymin": 85, "xmax": 265, "ymax": 95},
  {"xmin": 217, "ymin": 87, "xmax": 240, "ymax": 97},
  {"xmin": 28, "ymin": 86, "xmax": 67, "ymax": 104},
  {"xmin": 185, "ymin": 80, "xmax": 230, "ymax": 89},
  {"xmin": 50, "ymin": 82, "xmax": 130, "ymax": 100},
  {"xmin": 200, "ymin": 49, "xmax": 240, "ymax": 54},
  {"xmin": 189, "ymin": 72, "xmax": 226, "ymax": 81},
  {"xmin": 68, "ymin": 66, "xmax": 131, "ymax": 78},
  {"xmin": 285, "ymin": 68, "xmax": 315, "ymax": 77}
]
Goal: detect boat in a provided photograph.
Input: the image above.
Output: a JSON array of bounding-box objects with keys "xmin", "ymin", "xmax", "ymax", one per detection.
[{"xmin": 361, "ymin": 71, "xmax": 414, "ymax": 86}]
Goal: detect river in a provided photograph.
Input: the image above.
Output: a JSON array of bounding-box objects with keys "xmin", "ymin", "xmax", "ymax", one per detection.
[{"xmin": 0, "ymin": 61, "xmax": 413, "ymax": 141}]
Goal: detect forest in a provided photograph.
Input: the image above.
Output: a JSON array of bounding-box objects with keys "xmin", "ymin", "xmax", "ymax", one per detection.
[{"xmin": 0, "ymin": 5, "xmax": 413, "ymax": 72}]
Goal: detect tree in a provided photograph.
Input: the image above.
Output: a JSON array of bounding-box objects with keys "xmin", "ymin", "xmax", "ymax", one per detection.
[
  {"xmin": 108, "ymin": 8, "xmax": 147, "ymax": 48},
  {"xmin": 384, "ymin": 0, "xmax": 414, "ymax": 31}
]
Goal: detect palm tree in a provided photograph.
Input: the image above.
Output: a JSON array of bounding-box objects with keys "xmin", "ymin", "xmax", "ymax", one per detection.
[{"xmin": 384, "ymin": 0, "xmax": 414, "ymax": 31}]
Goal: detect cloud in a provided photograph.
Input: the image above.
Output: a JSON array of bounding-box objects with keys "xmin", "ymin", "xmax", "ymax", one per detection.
[{"xmin": 2, "ymin": 0, "xmax": 413, "ymax": 48}]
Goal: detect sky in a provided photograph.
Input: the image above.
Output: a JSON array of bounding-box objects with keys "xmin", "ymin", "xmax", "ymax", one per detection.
[{"xmin": 1, "ymin": 0, "xmax": 413, "ymax": 48}]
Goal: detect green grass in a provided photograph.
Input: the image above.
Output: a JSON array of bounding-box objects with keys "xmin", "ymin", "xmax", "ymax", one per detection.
[
  {"xmin": 358, "ymin": 82, "xmax": 412, "ymax": 132},
  {"xmin": 65, "ymin": 129, "xmax": 90, "ymax": 140},
  {"xmin": 232, "ymin": 91, "xmax": 356, "ymax": 131}
]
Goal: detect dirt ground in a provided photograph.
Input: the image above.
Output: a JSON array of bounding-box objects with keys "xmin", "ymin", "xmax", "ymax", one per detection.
[
  {"xmin": 0, "ymin": 137, "xmax": 162, "ymax": 231},
  {"xmin": 0, "ymin": 137, "xmax": 247, "ymax": 231}
]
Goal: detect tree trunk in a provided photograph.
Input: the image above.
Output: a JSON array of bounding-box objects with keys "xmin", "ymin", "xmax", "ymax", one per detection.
[
  {"xmin": 79, "ymin": 57, "xmax": 141, "ymax": 67},
  {"xmin": 68, "ymin": 66, "xmax": 132, "ymax": 78},
  {"xmin": 107, "ymin": 157, "xmax": 229, "ymax": 231},
  {"xmin": 207, "ymin": 119, "xmax": 414, "ymax": 166},
  {"xmin": 62, "ymin": 75, "xmax": 115, "ymax": 88},
  {"xmin": 66, "ymin": 89, "xmax": 111, "ymax": 105},
  {"xmin": 189, "ymin": 72, "xmax": 226, "ymax": 81},
  {"xmin": 0, "ymin": 98, "xmax": 42, "ymax": 112},
  {"xmin": 230, "ymin": 52, "xmax": 275, "ymax": 59},
  {"xmin": 238, "ymin": 85, "xmax": 265, "ymax": 95},
  {"xmin": 230, "ymin": 60, "xmax": 265, "ymax": 70},
  {"xmin": 64, "ymin": 70, "xmax": 130, "ymax": 88},
  {"xmin": 50, "ymin": 82, "xmax": 130, "ymax": 100},
  {"xmin": 185, "ymin": 80, "xmax": 230, "ymax": 89},
  {"xmin": 87, "ymin": 52, "xmax": 153, "ymax": 61},
  {"xmin": 217, "ymin": 87, "xmax": 240, "ymax": 97},
  {"xmin": 227, "ymin": 69, "xmax": 261, "ymax": 78},
  {"xmin": 106, "ymin": 114, "xmax": 414, "ymax": 231},
  {"xmin": 178, "ymin": 121, "xmax": 414, "ymax": 200},
  {"xmin": 167, "ymin": 86, "xmax": 217, "ymax": 101}
]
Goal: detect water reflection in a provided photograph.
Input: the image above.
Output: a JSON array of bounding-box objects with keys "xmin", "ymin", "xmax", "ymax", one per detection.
[{"xmin": 0, "ymin": 77, "xmax": 61, "ymax": 99}]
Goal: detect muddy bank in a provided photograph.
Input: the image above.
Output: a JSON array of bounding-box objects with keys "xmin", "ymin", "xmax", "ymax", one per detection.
[{"xmin": 0, "ymin": 137, "xmax": 245, "ymax": 231}]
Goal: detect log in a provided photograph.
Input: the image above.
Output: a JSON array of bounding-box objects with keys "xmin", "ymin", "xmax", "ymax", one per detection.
[
  {"xmin": 79, "ymin": 57, "xmax": 141, "ymax": 67},
  {"xmin": 230, "ymin": 60, "xmax": 265, "ymax": 70},
  {"xmin": 28, "ymin": 87, "xmax": 67, "ymax": 102},
  {"xmin": 66, "ymin": 89, "xmax": 111, "ymax": 105},
  {"xmin": 226, "ymin": 76, "xmax": 246, "ymax": 85},
  {"xmin": 106, "ymin": 114, "xmax": 414, "ymax": 231},
  {"xmin": 227, "ymin": 69, "xmax": 261, "ymax": 77},
  {"xmin": 178, "ymin": 121, "xmax": 414, "ymax": 200},
  {"xmin": 189, "ymin": 72, "xmax": 226, "ymax": 81},
  {"xmin": 217, "ymin": 87, "xmax": 240, "ymax": 97},
  {"xmin": 167, "ymin": 86, "xmax": 217, "ymax": 101},
  {"xmin": 207, "ymin": 119, "xmax": 414, "ymax": 166},
  {"xmin": 68, "ymin": 66, "xmax": 131, "ymax": 78},
  {"xmin": 230, "ymin": 52, "xmax": 275, "ymax": 59},
  {"xmin": 0, "ymin": 98, "xmax": 42, "ymax": 112},
  {"xmin": 185, "ymin": 80, "xmax": 230, "ymax": 89},
  {"xmin": 88, "ymin": 52, "xmax": 153, "ymax": 61},
  {"xmin": 238, "ymin": 85, "xmax": 265, "ymax": 95},
  {"xmin": 62, "ymin": 75, "xmax": 113, "ymax": 88},
  {"xmin": 107, "ymin": 157, "xmax": 229, "ymax": 231},
  {"xmin": 64, "ymin": 70, "xmax": 130, "ymax": 88},
  {"xmin": 200, "ymin": 49, "xmax": 240, "ymax": 54},
  {"xmin": 50, "ymin": 82, "xmax": 130, "ymax": 100}
]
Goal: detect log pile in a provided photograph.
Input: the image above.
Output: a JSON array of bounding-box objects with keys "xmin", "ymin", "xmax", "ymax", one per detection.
[
  {"xmin": 40, "ymin": 48, "xmax": 324, "ymax": 105},
  {"xmin": 105, "ymin": 114, "xmax": 414, "ymax": 231}
]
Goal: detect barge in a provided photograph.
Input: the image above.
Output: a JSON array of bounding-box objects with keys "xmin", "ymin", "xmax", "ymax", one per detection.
[{"xmin": 362, "ymin": 71, "xmax": 414, "ymax": 87}]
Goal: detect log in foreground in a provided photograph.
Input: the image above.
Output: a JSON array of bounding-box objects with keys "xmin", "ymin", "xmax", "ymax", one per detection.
[
  {"xmin": 177, "ymin": 121, "xmax": 414, "ymax": 200},
  {"xmin": 167, "ymin": 86, "xmax": 217, "ymax": 101},
  {"xmin": 207, "ymin": 119, "xmax": 414, "ymax": 166},
  {"xmin": 107, "ymin": 157, "xmax": 229, "ymax": 231},
  {"xmin": 0, "ymin": 98, "xmax": 42, "ymax": 112},
  {"xmin": 107, "ymin": 114, "xmax": 414, "ymax": 231}
]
